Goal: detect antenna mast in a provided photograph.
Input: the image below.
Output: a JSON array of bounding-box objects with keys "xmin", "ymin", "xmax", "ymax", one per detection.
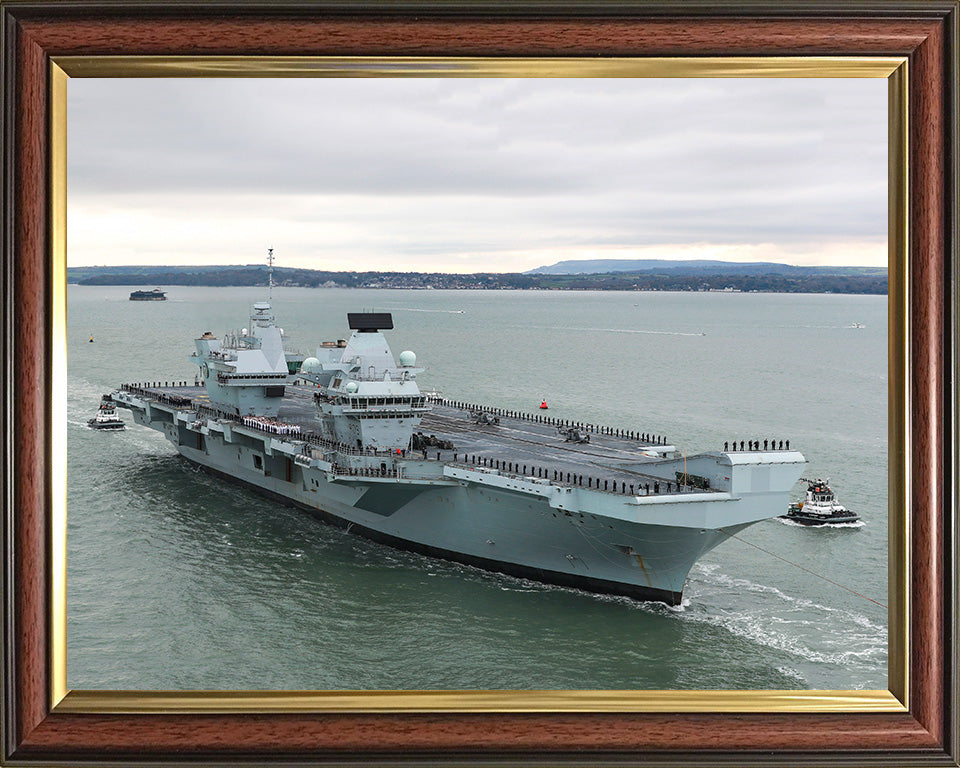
[{"xmin": 267, "ymin": 247, "xmax": 274, "ymax": 303}]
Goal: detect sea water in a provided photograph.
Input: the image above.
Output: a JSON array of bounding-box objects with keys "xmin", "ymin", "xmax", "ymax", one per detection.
[{"xmin": 66, "ymin": 286, "xmax": 887, "ymax": 690}]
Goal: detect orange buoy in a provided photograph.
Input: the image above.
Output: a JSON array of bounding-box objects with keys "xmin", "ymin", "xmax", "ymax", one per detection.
[{"xmin": 539, "ymin": 401, "xmax": 548, "ymax": 409}]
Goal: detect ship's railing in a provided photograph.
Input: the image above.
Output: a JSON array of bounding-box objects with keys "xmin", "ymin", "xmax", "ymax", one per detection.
[
  {"xmin": 428, "ymin": 396, "xmax": 794, "ymax": 456},
  {"xmin": 266, "ymin": 431, "xmax": 705, "ymax": 497},
  {"xmin": 446, "ymin": 458, "xmax": 711, "ymax": 498},
  {"xmin": 195, "ymin": 403, "xmax": 240, "ymax": 421},
  {"xmin": 175, "ymin": 402, "xmax": 408, "ymax": 459},
  {"xmin": 425, "ymin": 395, "xmax": 670, "ymax": 447},
  {"xmin": 119, "ymin": 383, "xmax": 193, "ymax": 408},
  {"xmin": 192, "ymin": 406, "xmax": 323, "ymax": 442},
  {"xmin": 301, "ymin": 430, "xmax": 409, "ymax": 458}
]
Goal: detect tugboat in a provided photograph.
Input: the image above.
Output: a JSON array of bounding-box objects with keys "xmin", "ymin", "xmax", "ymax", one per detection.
[
  {"xmin": 87, "ymin": 394, "xmax": 125, "ymax": 430},
  {"xmin": 781, "ymin": 478, "xmax": 859, "ymax": 525}
]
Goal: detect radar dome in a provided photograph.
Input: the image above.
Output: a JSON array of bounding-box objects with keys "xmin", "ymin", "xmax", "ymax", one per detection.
[
  {"xmin": 399, "ymin": 350, "xmax": 416, "ymax": 367},
  {"xmin": 301, "ymin": 357, "xmax": 321, "ymax": 373},
  {"xmin": 345, "ymin": 381, "xmax": 359, "ymax": 393}
]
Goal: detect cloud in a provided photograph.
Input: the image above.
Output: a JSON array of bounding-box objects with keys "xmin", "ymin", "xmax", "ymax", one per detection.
[{"xmin": 67, "ymin": 77, "xmax": 887, "ymax": 270}]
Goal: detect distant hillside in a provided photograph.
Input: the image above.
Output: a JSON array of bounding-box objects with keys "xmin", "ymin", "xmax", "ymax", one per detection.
[
  {"xmin": 525, "ymin": 258, "xmax": 886, "ymax": 276},
  {"xmin": 70, "ymin": 265, "xmax": 314, "ymax": 287},
  {"xmin": 66, "ymin": 264, "xmax": 253, "ymax": 282}
]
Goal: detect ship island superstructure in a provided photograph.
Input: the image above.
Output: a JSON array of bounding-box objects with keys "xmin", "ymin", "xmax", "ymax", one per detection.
[{"xmin": 113, "ymin": 305, "xmax": 806, "ymax": 605}]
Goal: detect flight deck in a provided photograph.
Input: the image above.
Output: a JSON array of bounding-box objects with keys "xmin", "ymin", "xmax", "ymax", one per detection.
[{"xmin": 117, "ymin": 381, "xmax": 719, "ymax": 497}]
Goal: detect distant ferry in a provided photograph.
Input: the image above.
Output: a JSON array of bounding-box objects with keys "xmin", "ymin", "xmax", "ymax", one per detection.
[{"xmin": 130, "ymin": 288, "xmax": 166, "ymax": 301}]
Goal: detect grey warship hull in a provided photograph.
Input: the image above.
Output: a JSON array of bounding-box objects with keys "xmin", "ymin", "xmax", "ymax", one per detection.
[{"xmin": 115, "ymin": 382, "xmax": 805, "ymax": 605}]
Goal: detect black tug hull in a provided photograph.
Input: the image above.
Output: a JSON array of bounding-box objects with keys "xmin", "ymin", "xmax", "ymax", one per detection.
[
  {"xmin": 780, "ymin": 512, "xmax": 859, "ymax": 526},
  {"xmin": 88, "ymin": 420, "xmax": 125, "ymax": 430}
]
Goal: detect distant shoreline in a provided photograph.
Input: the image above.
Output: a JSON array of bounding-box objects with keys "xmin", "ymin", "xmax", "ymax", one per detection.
[
  {"xmin": 68, "ymin": 265, "xmax": 888, "ymax": 295},
  {"xmin": 70, "ymin": 284, "xmax": 888, "ymax": 296}
]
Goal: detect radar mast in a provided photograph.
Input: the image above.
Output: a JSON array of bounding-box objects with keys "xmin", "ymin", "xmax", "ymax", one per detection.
[{"xmin": 267, "ymin": 247, "xmax": 274, "ymax": 303}]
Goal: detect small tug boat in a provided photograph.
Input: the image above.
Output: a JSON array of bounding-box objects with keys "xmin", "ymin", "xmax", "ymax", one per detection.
[
  {"xmin": 88, "ymin": 394, "xmax": 125, "ymax": 430},
  {"xmin": 781, "ymin": 478, "xmax": 859, "ymax": 525}
]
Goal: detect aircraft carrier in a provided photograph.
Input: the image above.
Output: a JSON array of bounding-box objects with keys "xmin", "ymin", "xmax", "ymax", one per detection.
[{"xmin": 112, "ymin": 279, "xmax": 805, "ymax": 605}]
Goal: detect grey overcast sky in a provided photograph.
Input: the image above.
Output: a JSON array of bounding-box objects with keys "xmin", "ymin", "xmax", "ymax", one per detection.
[{"xmin": 67, "ymin": 77, "xmax": 887, "ymax": 272}]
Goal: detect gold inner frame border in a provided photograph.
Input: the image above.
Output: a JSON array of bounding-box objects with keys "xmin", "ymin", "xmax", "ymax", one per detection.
[{"xmin": 49, "ymin": 55, "xmax": 909, "ymax": 715}]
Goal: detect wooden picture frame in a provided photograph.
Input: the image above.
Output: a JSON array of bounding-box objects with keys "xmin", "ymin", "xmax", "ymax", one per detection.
[{"xmin": 2, "ymin": 2, "xmax": 957, "ymax": 764}]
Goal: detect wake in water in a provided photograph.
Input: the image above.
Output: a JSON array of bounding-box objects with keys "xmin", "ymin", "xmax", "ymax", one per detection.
[
  {"xmin": 769, "ymin": 323, "xmax": 867, "ymax": 330},
  {"xmin": 68, "ymin": 376, "xmax": 114, "ymax": 402},
  {"xmin": 520, "ymin": 324, "xmax": 706, "ymax": 337},
  {"xmin": 68, "ymin": 378, "xmax": 115, "ymax": 429},
  {"xmin": 656, "ymin": 564, "xmax": 888, "ymax": 676},
  {"xmin": 383, "ymin": 307, "xmax": 465, "ymax": 314},
  {"xmin": 418, "ymin": 557, "xmax": 887, "ymax": 686}
]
